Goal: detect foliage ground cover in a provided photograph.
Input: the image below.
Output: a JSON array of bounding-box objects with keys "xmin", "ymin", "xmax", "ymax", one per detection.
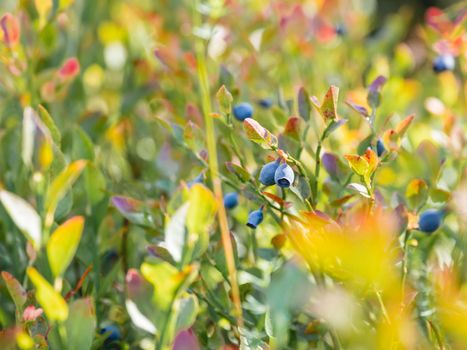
[{"xmin": 0, "ymin": 0, "xmax": 466, "ymax": 349}]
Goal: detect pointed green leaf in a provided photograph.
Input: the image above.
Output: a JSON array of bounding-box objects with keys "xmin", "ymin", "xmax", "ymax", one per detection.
[
  {"xmin": 297, "ymin": 87, "xmax": 310, "ymax": 121},
  {"xmin": 1, "ymin": 271, "xmax": 27, "ymax": 311},
  {"xmin": 47, "ymin": 216, "xmax": 85, "ymax": 278},
  {"xmin": 65, "ymin": 298, "xmax": 96, "ymax": 350},
  {"xmin": 320, "ymin": 85, "xmax": 339, "ymax": 120},
  {"xmin": 38, "ymin": 105, "xmax": 61, "ymax": 146},
  {"xmin": 45, "ymin": 160, "xmax": 87, "ymax": 228}
]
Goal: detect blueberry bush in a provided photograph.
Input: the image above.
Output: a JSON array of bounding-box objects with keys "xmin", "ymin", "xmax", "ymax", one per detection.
[{"xmin": 0, "ymin": 1, "xmax": 466, "ymax": 349}]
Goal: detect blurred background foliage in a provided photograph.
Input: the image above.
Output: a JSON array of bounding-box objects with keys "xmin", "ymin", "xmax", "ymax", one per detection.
[{"xmin": 0, "ymin": 0, "xmax": 466, "ymax": 349}]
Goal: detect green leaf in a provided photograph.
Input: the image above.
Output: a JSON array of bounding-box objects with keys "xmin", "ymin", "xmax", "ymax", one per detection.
[
  {"xmin": 141, "ymin": 260, "xmax": 198, "ymax": 311},
  {"xmin": 406, "ymin": 179, "xmax": 429, "ymax": 210},
  {"xmin": 225, "ymin": 162, "xmax": 250, "ymax": 182},
  {"xmin": 320, "ymin": 85, "xmax": 339, "ymax": 120},
  {"xmin": 65, "ymin": 298, "xmax": 96, "ymax": 350},
  {"xmin": 0, "ymin": 190, "xmax": 41, "ymax": 250},
  {"xmin": 1, "ymin": 271, "xmax": 27, "ymax": 311},
  {"xmin": 175, "ymin": 294, "xmax": 199, "ymax": 333},
  {"xmin": 111, "ymin": 195, "xmax": 153, "ymax": 227},
  {"xmin": 216, "ymin": 85, "xmax": 233, "ymax": 115},
  {"xmin": 27, "ymin": 267, "xmax": 68, "ymax": 321},
  {"xmin": 72, "ymin": 126, "xmax": 94, "ymax": 160},
  {"xmin": 297, "ymin": 87, "xmax": 310, "ymax": 121},
  {"xmin": 243, "ymin": 118, "xmax": 278, "ymax": 149},
  {"xmin": 38, "ymin": 105, "xmax": 61, "ymax": 146},
  {"xmin": 45, "ymin": 160, "xmax": 87, "ymax": 228},
  {"xmin": 186, "ymin": 184, "xmax": 217, "ymax": 252},
  {"xmin": 47, "ymin": 216, "xmax": 85, "ymax": 278}
]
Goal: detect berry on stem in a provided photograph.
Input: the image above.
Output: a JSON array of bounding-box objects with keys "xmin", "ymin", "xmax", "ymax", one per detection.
[
  {"xmin": 223, "ymin": 192, "xmax": 239, "ymax": 209},
  {"xmin": 247, "ymin": 208, "xmax": 264, "ymax": 229},
  {"xmin": 233, "ymin": 102, "xmax": 253, "ymax": 121},
  {"xmin": 274, "ymin": 163, "xmax": 295, "ymax": 188},
  {"xmin": 418, "ymin": 209, "xmax": 443, "ymax": 233},
  {"xmin": 259, "ymin": 160, "xmax": 280, "ymax": 186}
]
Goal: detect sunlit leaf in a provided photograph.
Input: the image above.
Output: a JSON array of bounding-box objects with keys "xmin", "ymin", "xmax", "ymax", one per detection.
[
  {"xmin": 0, "ymin": 190, "xmax": 41, "ymax": 250},
  {"xmin": 45, "ymin": 160, "xmax": 87, "ymax": 228},
  {"xmin": 22, "ymin": 107, "xmax": 35, "ymax": 167},
  {"xmin": 47, "ymin": 216, "xmax": 85, "ymax": 278},
  {"xmin": 38, "ymin": 105, "xmax": 61, "ymax": 146},
  {"xmin": 216, "ymin": 85, "xmax": 233, "ymax": 115},
  {"xmin": 34, "ymin": 0, "xmax": 52, "ymax": 29},
  {"xmin": 141, "ymin": 260, "xmax": 198, "ymax": 310},
  {"xmin": 395, "ymin": 114, "xmax": 415, "ymax": 137},
  {"xmin": 126, "ymin": 299, "xmax": 156, "ymax": 335},
  {"xmin": 165, "ymin": 203, "xmax": 189, "ymax": 263},
  {"xmin": 320, "ymin": 85, "xmax": 339, "ymax": 120},
  {"xmin": 344, "ymin": 155, "xmax": 369, "ymax": 176},
  {"xmin": 406, "ymin": 179, "xmax": 428, "ymax": 210},
  {"xmin": 27, "ymin": 267, "xmax": 68, "ymax": 321},
  {"xmin": 186, "ymin": 184, "xmax": 217, "ymax": 247},
  {"xmin": 243, "ymin": 118, "xmax": 278, "ymax": 149}
]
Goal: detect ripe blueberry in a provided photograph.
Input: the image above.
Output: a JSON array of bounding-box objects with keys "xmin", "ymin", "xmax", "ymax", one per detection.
[
  {"xmin": 376, "ymin": 139, "xmax": 386, "ymax": 157},
  {"xmin": 247, "ymin": 208, "xmax": 264, "ymax": 229},
  {"xmin": 418, "ymin": 209, "xmax": 443, "ymax": 233},
  {"xmin": 223, "ymin": 192, "xmax": 239, "ymax": 209},
  {"xmin": 274, "ymin": 163, "xmax": 294, "ymax": 188},
  {"xmin": 258, "ymin": 98, "xmax": 273, "ymax": 109},
  {"xmin": 99, "ymin": 325, "xmax": 121, "ymax": 344},
  {"xmin": 259, "ymin": 160, "xmax": 280, "ymax": 186},
  {"xmin": 233, "ymin": 102, "xmax": 253, "ymax": 121},
  {"xmin": 187, "ymin": 173, "xmax": 204, "ymax": 188},
  {"xmin": 432, "ymin": 55, "xmax": 455, "ymax": 73}
]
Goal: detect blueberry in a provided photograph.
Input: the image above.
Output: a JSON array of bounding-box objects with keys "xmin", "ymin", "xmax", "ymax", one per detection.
[
  {"xmin": 259, "ymin": 160, "xmax": 280, "ymax": 186},
  {"xmin": 274, "ymin": 163, "xmax": 295, "ymax": 188},
  {"xmin": 258, "ymin": 98, "xmax": 273, "ymax": 109},
  {"xmin": 223, "ymin": 192, "xmax": 239, "ymax": 210},
  {"xmin": 99, "ymin": 325, "xmax": 121, "ymax": 344},
  {"xmin": 432, "ymin": 55, "xmax": 455, "ymax": 73},
  {"xmin": 418, "ymin": 209, "xmax": 443, "ymax": 233},
  {"xmin": 376, "ymin": 139, "xmax": 386, "ymax": 157},
  {"xmin": 247, "ymin": 208, "xmax": 264, "ymax": 229},
  {"xmin": 232, "ymin": 102, "xmax": 253, "ymax": 121},
  {"xmin": 187, "ymin": 173, "xmax": 204, "ymax": 188},
  {"xmin": 335, "ymin": 24, "xmax": 346, "ymax": 36}
]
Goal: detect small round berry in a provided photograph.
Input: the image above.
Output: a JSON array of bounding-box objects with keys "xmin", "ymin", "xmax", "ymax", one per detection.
[
  {"xmin": 376, "ymin": 139, "xmax": 386, "ymax": 157},
  {"xmin": 187, "ymin": 173, "xmax": 204, "ymax": 188},
  {"xmin": 247, "ymin": 208, "xmax": 264, "ymax": 229},
  {"xmin": 99, "ymin": 325, "xmax": 121, "ymax": 344},
  {"xmin": 258, "ymin": 98, "xmax": 273, "ymax": 109},
  {"xmin": 233, "ymin": 102, "xmax": 253, "ymax": 121},
  {"xmin": 274, "ymin": 163, "xmax": 295, "ymax": 188},
  {"xmin": 432, "ymin": 55, "xmax": 455, "ymax": 73},
  {"xmin": 335, "ymin": 24, "xmax": 346, "ymax": 36},
  {"xmin": 223, "ymin": 192, "xmax": 239, "ymax": 210},
  {"xmin": 259, "ymin": 160, "xmax": 280, "ymax": 186},
  {"xmin": 418, "ymin": 209, "xmax": 443, "ymax": 233}
]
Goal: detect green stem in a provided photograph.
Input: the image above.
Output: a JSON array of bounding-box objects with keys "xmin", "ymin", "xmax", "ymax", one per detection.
[{"xmin": 193, "ymin": 1, "xmax": 243, "ymax": 327}]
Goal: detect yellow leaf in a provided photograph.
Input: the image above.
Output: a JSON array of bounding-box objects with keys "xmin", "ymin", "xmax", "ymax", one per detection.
[
  {"xmin": 39, "ymin": 138, "xmax": 54, "ymax": 171},
  {"xmin": 45, "ymin": 160, "xmax": 87, "ymax": 228},
  {"xmin": 344, "ymin": 154, "xmax": 368, "ymax": 176},
  {"xmin": 363, "ymin": 149, "xmax": 378, "ymax": 175},
  {"xmin": 27, "ymin": 267, "xmax": 68, "ymax": 321},
  {"xmin": 34, "ymin": 0, "xmax": 52, "ymax": 29},
  {"xmin": 186, "ymin": 184, "xmax": 217, "ymax": 240},
  {"xmin": 47, "ymin": 216, "xmax": 85, "ymax": 278},
  {"xmin": 395, "ymin": 114, "xmax": 415, "ymax": 138}
]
